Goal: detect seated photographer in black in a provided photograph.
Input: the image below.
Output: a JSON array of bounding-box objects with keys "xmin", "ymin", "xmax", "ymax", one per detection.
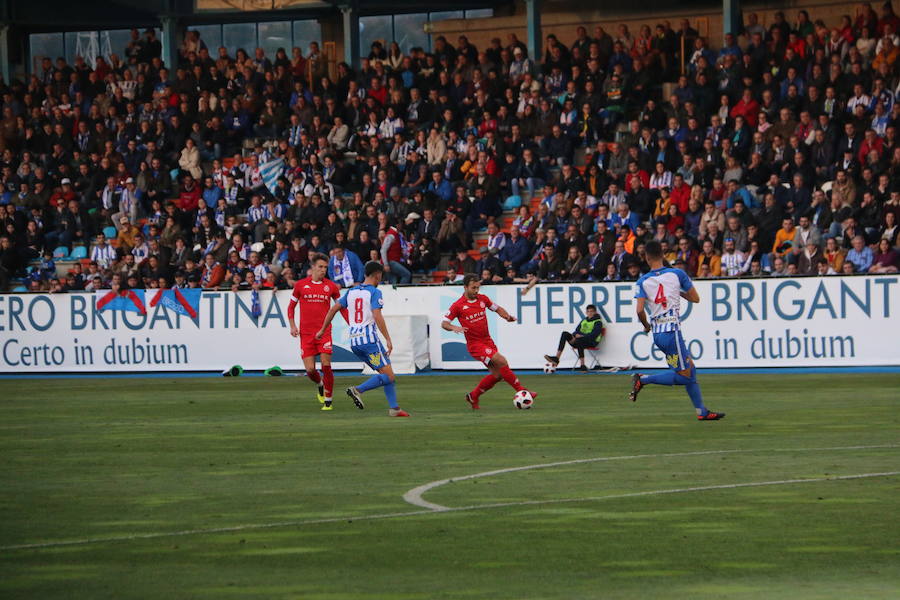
[{"xmin": 543, "ymin": 304, "xmax": 606, "ymax": 371}]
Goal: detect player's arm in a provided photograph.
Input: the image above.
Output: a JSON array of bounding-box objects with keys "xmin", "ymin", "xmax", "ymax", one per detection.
[
  {"xmin": 441, "ymin": 304, "xmax": 466, "ymax": 334},
  {"xmin": 493, "ymin": 304, "xmax": 516, "ymax": 323},
  {"xmin": 484, "ymin": 295, "xmax": 516, "ymax": 322},
  {"xmin": 372, "ymin": 308, "xmax": 392, "ymax": 355},
  {"xmin": 287, "ymin": 289, "xmax": 301, "ymax": 337},
  {"xmin": 331, "ymin": 285, "xmax": 349, "ymax": 323},
  {"xmin": 315, "ymin": 302, "xmax": 343, "ymax": 339},
  {"xmin": 634, "ymin": 281, "xmax": 651, "ymax": 333},
  {"xmin": 441, "ymin": 319, "xmax": 467, "ymax": 334},
  {"xmin": 676, "ymin": 270, "xmax": 699, "ymax": 303},
  {"xmin": 635, "ymin": 297, "xmax": 651, "ymax": 333},
  {"xmin": 680, "ymin": 287, "xmax": 700, "ymax": 303}
]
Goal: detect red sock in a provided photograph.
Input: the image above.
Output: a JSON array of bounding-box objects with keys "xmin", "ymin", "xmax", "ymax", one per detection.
[
  {"xmin": 471, "ymin": 374, "xmax": 499, "ymax": 400},
  {"xmin": 305, "ymin": 369, "xmax": 321, "ymax": 384},
  {"xmin": 321, "ymin": 365, "xmax": 334, "ymax": 398},
  {"xmin": 499, "ymin": 366, "xmax": 524, "ymax": 392}
]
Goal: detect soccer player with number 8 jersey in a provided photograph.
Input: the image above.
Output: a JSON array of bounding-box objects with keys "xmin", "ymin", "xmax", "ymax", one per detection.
[
  {"xmin": 317, "ymin": 261, "xmax": 410, "ymax": 417},
  {"xmin": 442, "ymin": 274, "xmax": 537, "ymax": 409},
  {"xmin": 629, "ymin": 241, "xmax": 725, "ymax": 420}
]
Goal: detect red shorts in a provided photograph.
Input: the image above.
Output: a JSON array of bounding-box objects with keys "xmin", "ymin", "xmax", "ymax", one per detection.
[
  {"xmin": 467, "ymin": 340, "xmax": 499, "ymax": 366},
  {"xmin": 300, "ymin": 334, "xmax": 333, "ymax": 358}
]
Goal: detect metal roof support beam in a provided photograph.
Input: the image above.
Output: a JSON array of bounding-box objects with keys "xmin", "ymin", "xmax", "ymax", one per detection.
[
  {"xmin": 525, "ymin": 0, "xmax": 541, "ymax": 62},
  {"xmin": 160, "ymin": 14, "xmax": 181, "ymax": 72},
  {"xmin": 340, "ymin": 3, "xmax": 360, "ymax": 71},
  {"xmin": 723, "ymin": 0, "xmax": 741, "ymax": 37},
  {"xmin": 0, "ymin": 24, "xmax": 9, "ymax": 85}
]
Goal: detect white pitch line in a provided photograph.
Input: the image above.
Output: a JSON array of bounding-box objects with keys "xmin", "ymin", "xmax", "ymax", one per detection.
[
  {"xmin": 402, "ymin": 443, "xmax": 900, "ymax": 510},
  {"xmin": 443, "ymin": 471, "xmax": 900, "ymax": 513},
  {"xmin": 3, "ymin": 470, "xmax": 898, "ymax": 552}
]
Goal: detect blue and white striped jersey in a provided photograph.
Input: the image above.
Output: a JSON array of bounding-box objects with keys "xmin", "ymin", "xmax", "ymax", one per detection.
[
  {"xmin": 634, "ymin": 267, "xmax": 693, "ymax": 333},
  {"xmin": 338, "ymin": 284, "xmax": 384, "ymax": 346}
]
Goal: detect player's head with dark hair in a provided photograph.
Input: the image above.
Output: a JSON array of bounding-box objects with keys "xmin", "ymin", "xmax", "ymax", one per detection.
[
  {"xmin": 364, "ymin": 261, "xmax": 384, "ymax": 281},
  {"xmin": 645, "ymin": 240, "xmax": 663, "ymax": 261},
  {"xmin": 309, "ymin": 253, "xmax": 328, "ymax": 280},
  {"xmin": 462, "ymin": 273, "xmax": 481, "ymax": 297},
  {"xmin": 585, "ymin": 304, "xmax": 598, "ymax": 317}
]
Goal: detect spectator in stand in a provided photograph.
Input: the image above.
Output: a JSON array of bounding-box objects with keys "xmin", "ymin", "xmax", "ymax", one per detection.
[
  {"xmin": 0, "ymin": 11, "xmax": 896, "ymax": 292},
  {"xmin": 328, "ymin": 243, "xmax": 365, "ymax": 287},
  {"xmin": 846, "ymin": 234, "xmax": 875, "ymax": 272}
]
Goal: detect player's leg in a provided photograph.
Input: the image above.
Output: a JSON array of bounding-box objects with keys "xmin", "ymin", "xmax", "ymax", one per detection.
[
  {"xmin": 544, "ymin": 331, "xmax": 574, "ymax": 365},
  {"xmin": 667, "ymin": 330, "xmax": 722, "ymax": 418},
  {"xmin": 467, "ymin": 358, "xmax": 501, "ymax": 409},
  {"xmin": 346, "ymin": 342, "xmax": 404, "ymax": 415},
  {"xmin": 301, "ymin": 353, "xmax": 325, "ymax": 403},
  {"xmin": 320, "ymin": 351, "xmax": 335, "ymax": 408},
  {"xmin": 490, "ymin": 352, "xmax": 535, "ymax": 398},
  {"xmin": 630, "ymin": 331, "xmax": 724, "ymax": 420},
  {"xmin": 377, "ymin": 364, "xmax": 409, "ymax": 417}
]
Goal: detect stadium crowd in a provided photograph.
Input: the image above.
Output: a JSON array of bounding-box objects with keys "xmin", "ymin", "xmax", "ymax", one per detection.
[{"xmin": 1, "ymin": 3, "xmax": 900, "ymax": 294}]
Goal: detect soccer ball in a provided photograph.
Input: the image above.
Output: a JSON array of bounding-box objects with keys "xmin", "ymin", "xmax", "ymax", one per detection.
[
  {"xmin": 543, "ymin": 362, "xmax": 557, "ymax": 374},
  {"xmin": 513, "ymin": 390, "xmax": 534, "ymax": 410}
]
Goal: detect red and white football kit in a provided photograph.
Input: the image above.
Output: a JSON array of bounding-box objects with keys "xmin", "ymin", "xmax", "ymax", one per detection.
[
  {"xmin": 443, "ymin": 293, "xmax": 500, "ymax": 366},
  {"xmin": 443, "ymin": 292, "xmax": 531, "ymax": 408},
  {"xmin": 288, "ymin": 277, "xmax": 341, "ymax": 358}
]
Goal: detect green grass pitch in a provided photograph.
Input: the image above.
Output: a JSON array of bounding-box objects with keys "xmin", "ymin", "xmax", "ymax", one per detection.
[{"xmin": 1, "ymin": 372, "xmax": 899, "ymax": 599}]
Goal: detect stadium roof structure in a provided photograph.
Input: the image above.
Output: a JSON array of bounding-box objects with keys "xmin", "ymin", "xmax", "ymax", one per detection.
[{"xmin": 4, "ymin": 0, "xmax": 503, "ymax": 30}]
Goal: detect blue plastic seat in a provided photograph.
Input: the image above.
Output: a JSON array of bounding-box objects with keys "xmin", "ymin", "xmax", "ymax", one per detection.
[
  {"xmin": 70, "ymin": 246, "xmax": 88, "ymax": 259},
  {"xmin": 103, "ymin": 226, "xmax": 118, "ymax": 239},
  {"xmin": 53, "ymin": 246, "xmax": 69, "ymax": 259}
]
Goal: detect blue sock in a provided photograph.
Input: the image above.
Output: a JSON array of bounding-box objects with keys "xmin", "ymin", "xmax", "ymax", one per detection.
[
  {"xmin": 383, "ymin": 383, "xmax": 398, "ymax": 409},
  {"xmin": 641, "ymin": 371, "xmax": 678, "ymax": 385},
  {"xmin": 686, "ymin": 381, "xmax": 707, "ymax": 415},
  {"xmin": 683, "ymin": 366, "xmax": 707, "ymax": 415},
  {"xmin": 643, "ymin": 366, "xmax": 707, "ymax": 415},
  {"xmin": 357, "ymin": 374, "xmax": 385, "ymax": 393}
]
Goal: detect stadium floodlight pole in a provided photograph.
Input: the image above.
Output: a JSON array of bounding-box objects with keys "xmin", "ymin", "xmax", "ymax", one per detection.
[{"xmin": 525, "ymin": 0, "xmax": 541, "ymax": 62}]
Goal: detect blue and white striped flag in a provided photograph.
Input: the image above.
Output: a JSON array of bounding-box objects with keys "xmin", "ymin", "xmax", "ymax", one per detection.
[{"xmin": 259, "ymin": 157, "xmax": 285, "ymax": 194}]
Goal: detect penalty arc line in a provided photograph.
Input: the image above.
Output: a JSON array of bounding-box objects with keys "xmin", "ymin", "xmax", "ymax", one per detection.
[
  {"xmin": 1, "ymin": 472, "xmax": 897, "ymax": 552},
  {"xmin": 403, "ymin": 443, "xmax": 900, "ymax": 510}
]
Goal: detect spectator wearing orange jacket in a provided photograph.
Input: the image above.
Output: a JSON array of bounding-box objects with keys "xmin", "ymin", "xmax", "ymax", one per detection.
[{"xmin": 200, "ymin": 253, "xmax": 226, "ymax": 289}]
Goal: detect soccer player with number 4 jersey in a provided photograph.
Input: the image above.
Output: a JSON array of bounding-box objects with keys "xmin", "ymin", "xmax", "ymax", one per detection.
[
  {"xmin": 629, "ymin": 241, "xmax": 725, "ymax": 420},
  {"xmin": 317, "ymin": 261, "xmax": 409, "ymax": 417},
  {"xmin": 287, "ymin": 254, "xmax": 346, "ymax": 411},
  {"xmin": 442, "ymin": 274, "xmax": 536, "ymax": 409}
]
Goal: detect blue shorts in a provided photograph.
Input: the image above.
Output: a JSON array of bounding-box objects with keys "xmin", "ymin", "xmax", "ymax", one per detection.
[
  {"xmin": 351, "ymin": 341, "xmax": 391, "ymax": 371},
  {"xmin": 653, "ymin": 329, "xmax": 691, "ymax": 371}
]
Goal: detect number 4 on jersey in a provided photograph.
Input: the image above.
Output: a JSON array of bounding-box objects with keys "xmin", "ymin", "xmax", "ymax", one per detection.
[{"xmin": 654, "ymin": 284, "xmax": 668, "ymax": 309}]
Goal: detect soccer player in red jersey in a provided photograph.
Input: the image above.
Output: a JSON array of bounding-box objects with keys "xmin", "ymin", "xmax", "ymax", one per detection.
[
  {"xmin": 287, "ymin": 254, "xmax": 347, "ymax": 410},
  {"xmin": 441, "ymin": 274, "xmax": 536, "ymax": 409}
]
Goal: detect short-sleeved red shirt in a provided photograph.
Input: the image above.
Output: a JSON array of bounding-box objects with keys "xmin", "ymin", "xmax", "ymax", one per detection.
[
  {"xmin": 443, "ymin": 293, "xmax": 498, "ymax": 345},
  {"xmin": 291, "ymin": 277, "xmax": 341, "ymax": 335}
]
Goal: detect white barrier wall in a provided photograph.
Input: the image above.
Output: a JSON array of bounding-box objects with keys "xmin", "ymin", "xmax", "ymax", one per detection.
[{"xmin": 0, "ymin": 275, "xmax": 897, "ymax": 373}]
